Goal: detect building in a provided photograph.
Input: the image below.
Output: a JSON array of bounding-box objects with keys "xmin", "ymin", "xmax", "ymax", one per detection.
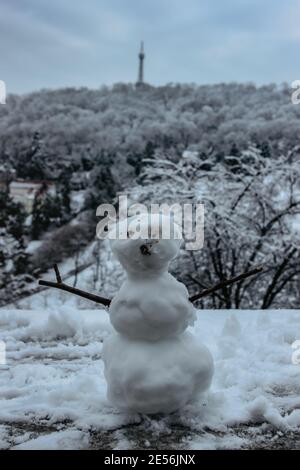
[
  {"xmin": 136, "ymin": 41, "xmax": 145, "ymax": 87},
  {"xmin": 9, "ymin": 180, "xmax": 56, "ymax": 214}
]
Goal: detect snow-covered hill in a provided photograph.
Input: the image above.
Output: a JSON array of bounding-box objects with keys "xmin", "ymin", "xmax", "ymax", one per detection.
[{"xmin": 0, "ymin": 308, "xmax": 299, "ymax": 449}]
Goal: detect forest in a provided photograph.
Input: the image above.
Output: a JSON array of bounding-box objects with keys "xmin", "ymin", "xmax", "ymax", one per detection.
[{"xmin": 0, "ymin": 82, "xmax": 299, "ymax": 308}]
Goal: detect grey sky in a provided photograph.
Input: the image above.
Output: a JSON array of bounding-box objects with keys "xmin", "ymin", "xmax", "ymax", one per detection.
[{"xmin": 1, "ymin": 0, "xmax": 299, "ymax": 94}]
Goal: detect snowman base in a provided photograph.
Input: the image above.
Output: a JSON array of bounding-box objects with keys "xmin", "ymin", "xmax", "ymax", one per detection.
[{"xmin": 103, "ymin": 331, "xmax": 214, "ymax": 415}]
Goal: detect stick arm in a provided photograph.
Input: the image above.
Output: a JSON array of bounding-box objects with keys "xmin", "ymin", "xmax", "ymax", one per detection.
[
  {"xmin": 189, "ymin": 265, "xmax": 264, "ymax": 303},
  {"xmin": 39, "ymin": 264, "xmax": 264, "ymax": 309},
  {"xmin": 38, "ymin": 264, "xmax": 111, "ymax": 307}
]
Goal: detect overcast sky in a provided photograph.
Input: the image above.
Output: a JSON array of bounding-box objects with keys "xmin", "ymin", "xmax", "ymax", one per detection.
[{"xmin": 1, "ymin": 0, "xmax": 299, "ymax": 94}]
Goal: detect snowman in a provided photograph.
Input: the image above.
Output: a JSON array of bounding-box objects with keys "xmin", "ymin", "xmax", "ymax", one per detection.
[{"xmin": 103, "ymin": 213, "xmax": 214, "ymax": 414}]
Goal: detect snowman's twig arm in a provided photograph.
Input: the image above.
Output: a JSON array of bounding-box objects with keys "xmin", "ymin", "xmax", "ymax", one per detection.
[
  {"xmin": 38, "ymin": 264, "xmax": 111, "ymax": 307},
  {"xmin": 189, "ymin": 265, "xmax": 264, "ymax": 303}
]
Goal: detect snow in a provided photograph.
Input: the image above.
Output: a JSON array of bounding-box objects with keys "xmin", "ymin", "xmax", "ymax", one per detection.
[
  {"xmin": 25, "ymin": 240, "xmax": 42, "ymax": 254},
  {"xmin": 12, "ymin": 429, "xmax": 89, "ymax": 450},
  {"xmin": 105, "ymin": 213, "xmax": 212, "ymax": 414},
  {"xmin": 109, "ymin": 272, "xmax": 196, "ymax": 341},
  {"xmin": 103, "ymin": 331, "xmax": 213, "ymax": 414},
  {"xmin": 70, "ymin": 190, "xmax": 85, "ymax": 214},
  {"xmin": 0, "ymin": 308, "xmax": 299, "ymax": 449},
  {"xmin": 109, "ymin": 216, "xmax": 191, "ymax": 341}
]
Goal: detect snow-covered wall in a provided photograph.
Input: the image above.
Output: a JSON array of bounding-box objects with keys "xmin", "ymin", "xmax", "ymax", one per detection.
[{"xmin": 0, "ymin": 308, "xmax": 299, "ymax": 449}]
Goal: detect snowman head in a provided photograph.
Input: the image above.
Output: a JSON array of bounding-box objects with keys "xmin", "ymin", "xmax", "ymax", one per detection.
[{"xmin": 110, "ymin": 213, "xmax": 182, "ymax": 276}]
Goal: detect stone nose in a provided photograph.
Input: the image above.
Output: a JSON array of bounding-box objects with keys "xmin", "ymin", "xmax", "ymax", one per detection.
[{"xmin": 139, "ymin": 240, "xmax": 159, "ymax": 256}]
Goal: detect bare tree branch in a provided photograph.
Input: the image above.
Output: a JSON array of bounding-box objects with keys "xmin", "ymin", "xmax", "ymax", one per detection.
[
  {"xmin": 39, "ymin": 264, "xmax": 111, "ymax": 307},
  {"xmin": 261, "ymin": 247, "xmax": 297, "ymax": 309},
  {"xmin": 40, "ymin": 263, "xmax": 265, "ymax": 310},
  {"xmin": 54, "ymin": 263, "xmax": 62, "ymax": 283},
  {"xmin": 189, "ymin": 265, "xmax": 264, "ymax": 303},
  {"xmin": 187, "ymin": 274, "xmax": 224, "ymax": 302}
]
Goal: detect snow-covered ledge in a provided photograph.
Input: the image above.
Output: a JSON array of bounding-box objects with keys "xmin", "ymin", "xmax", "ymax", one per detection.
[{"xmin": 0, "ymin": 309, "xmax": 299, "ymax": 450}]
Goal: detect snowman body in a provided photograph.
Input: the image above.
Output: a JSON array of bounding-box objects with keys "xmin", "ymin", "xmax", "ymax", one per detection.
[
  {"xmin": 103, "ymin": 214, "xmax": 214, "ymax": 414},
  {"xmin": 109, "ymin": 272, "xmax": 196, "ymax": 341}
]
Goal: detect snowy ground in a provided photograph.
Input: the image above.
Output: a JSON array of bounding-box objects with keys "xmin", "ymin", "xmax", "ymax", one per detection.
[{"xmin": 0, "ymin": 308, "xmax": 299, "ymax": 450}]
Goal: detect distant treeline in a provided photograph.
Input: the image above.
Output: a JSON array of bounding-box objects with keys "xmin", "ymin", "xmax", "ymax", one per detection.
[{"xmin": 0, "ymin": 82, "xmax": 298, "ymax": 183}]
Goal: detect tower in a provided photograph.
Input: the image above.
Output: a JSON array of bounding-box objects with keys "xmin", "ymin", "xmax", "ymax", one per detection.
[{"xmin": 136, "ymin": 41, "xmax": 145, "ymax": 86}]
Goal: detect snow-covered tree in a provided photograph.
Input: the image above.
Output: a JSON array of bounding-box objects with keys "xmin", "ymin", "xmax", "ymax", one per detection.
[
  {"xmin": 128, "ymin": 146, "xmax": 300, "ymax": 309},
  {"xmin": 31, "ymin": 191, "xmax": 62, "ymax": 240},
  {"xmin": 0, "ymin": 191, "xmax": 31, "ymax": 305}
]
